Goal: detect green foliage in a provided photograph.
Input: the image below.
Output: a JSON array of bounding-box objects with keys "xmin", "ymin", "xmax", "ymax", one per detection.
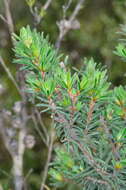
[
  {"xmin": 115, "ymin": 44, "xmax": 126, "ymax": 59},
  {"xmin": 115, "ymin": 25, "xmax": 126, "ymax": 61},
  {"xmin": 13, "ymin": 26, "xmax": 126, "ymax": 190},
  {"xmin": 78, "ymin": 59, "xmax": 110, "ymax": 99},
  {"xmin": 49, "ymin": 148, "xmax": 83, "ymax": 187},
  {"xmin": 13, "ymin": 26, "xmax": 60, "ymax": 73}
]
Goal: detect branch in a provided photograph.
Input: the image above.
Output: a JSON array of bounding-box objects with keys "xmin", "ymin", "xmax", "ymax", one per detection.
[
  {"xmin": 62, "ymin": 0, "xmax": 72, "ymax": 18},
  {"xmin": 40, "ymin": 126, "xmax": 55, "ymax": 190},
  {"xmin": 0, "ymin": 56, "xmax": 22, "ymax": 96},
  {"xmin": 42, "ymin": 184, "xmax": 51, "ymax": 190},
  {"xmin": 55, "ymin": 0, "xmax": 85, "ymax": 49},
  {"xmin": 2, "ymin": 0, "xmax": 14, "ymax": 34},
  {"xmin": 0, "ymin": 14, "xmax": 8, "ymax": 24},
  {"xmin": 69, "ymin": 0, "xmax": 85, "ymax": 22},
  {"xmin": 0, "ymin": 111, "xmax": 14, "ymax": 158},
  {"xmin": 12, "ymin": 128, "xmax": 26, "ymax": 190},
  {"xmin": 0, "ymin": 184, "xmax": 4, "ymax": 190},
  {"xmin": 35, "ymin": 108, "xmax": 49, "ymax": 143},
  {"xmin": 32, "ymin": 114, "xmax": 48, "ymax": 147},
  {"xmin": 43, "ymin": 0, "xmax": 52, "ymax": 10},
  {"xmin": 29, "ymin": 0, "xmax": 53, "ymax": 26}
]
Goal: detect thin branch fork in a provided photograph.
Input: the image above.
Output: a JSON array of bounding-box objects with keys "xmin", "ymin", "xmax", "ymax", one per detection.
[
  {"xmin": 12, "ymin": 129, "xmax": 26, "ymax": 190},
  {"xmin": 29, "ymin": 0, "xmax": 53, "ymax": 25},
  {"xmin": 55, "ymin": 0, "xmax": 85, "ymax": 49}
]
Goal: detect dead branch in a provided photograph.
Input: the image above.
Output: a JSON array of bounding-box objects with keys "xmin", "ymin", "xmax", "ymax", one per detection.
[
  {"xmin": 43, "ymin": 0, "xmax": 52, "ymax": 10},
  {"xmin": 55, "ymin": 0, "xmax": 85, "ymax": 49},
  {"xmin": 32, "ymin": 114, "xmax": 48, "ymax": 147},
  {"xmin": 3, "ymin": 0, "xmax": 14, "ymax": 34},
  {"xmin": 29, "ymin": 0, "xmax": 53, "ymax": 26},
  {"xmin": 0, "ymin": 56, "xmax": 21, "ymax": 96}
]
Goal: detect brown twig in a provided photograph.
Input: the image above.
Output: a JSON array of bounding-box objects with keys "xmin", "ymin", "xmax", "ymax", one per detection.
[
  {"xmin": 84, "ymin": 98, "xmax": 96, "ymax": 134},
  {"xmin": 0, "ymin": 108, "xmax": 26, "ymax": 190}
]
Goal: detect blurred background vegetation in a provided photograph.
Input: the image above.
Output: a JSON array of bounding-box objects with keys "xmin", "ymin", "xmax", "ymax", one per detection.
[{"xmin": 0, "ymin": 0, "xmax": 126, "ymax": 189}]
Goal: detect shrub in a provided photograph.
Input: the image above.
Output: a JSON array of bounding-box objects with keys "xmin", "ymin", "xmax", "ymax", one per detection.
[{"xmin": 13, "ymin": 26, "xmax": 126, "ymax": 190}]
